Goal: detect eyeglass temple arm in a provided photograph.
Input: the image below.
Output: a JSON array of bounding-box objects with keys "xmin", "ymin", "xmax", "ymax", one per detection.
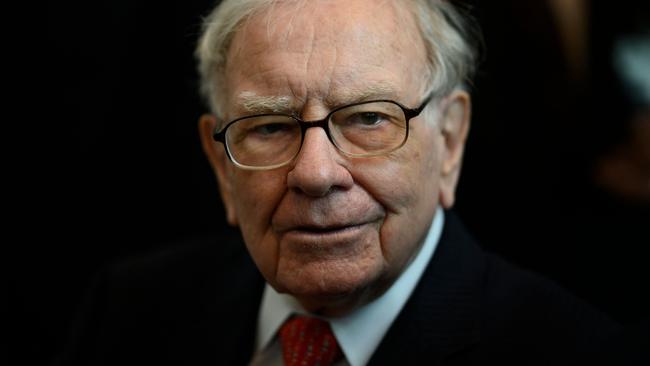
[
  {"xmin": 213, "ymin": 126, "xmax": 226, "ymax": 143},
  {"xmin": 403, "ymin": 93, "xmax": 434, "ymax": 120}
]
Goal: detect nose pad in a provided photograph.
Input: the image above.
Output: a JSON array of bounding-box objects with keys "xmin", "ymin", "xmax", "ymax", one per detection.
[{"xmin": 286, "ymin": 127, "xmax": 353, "ymax": 196}]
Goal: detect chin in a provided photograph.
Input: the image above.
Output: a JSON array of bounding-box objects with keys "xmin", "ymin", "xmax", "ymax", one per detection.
[{"xmin": 273, "ymin": 258, "xmax": 386, "ymax": 314}]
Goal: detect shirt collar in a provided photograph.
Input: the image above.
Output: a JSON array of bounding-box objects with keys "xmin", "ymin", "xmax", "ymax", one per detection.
[{"xmin": 256, "ymin": 208, "xmax": 445, "ymax": 366}]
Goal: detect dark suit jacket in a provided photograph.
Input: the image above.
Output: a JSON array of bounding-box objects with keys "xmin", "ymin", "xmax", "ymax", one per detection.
[{"xmin": 57, "ymin": 212, "xmax": 621, "ymax": 365}]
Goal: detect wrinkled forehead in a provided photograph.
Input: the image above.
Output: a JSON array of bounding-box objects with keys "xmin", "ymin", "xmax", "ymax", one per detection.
[
  {"xmin": 230, "ymin": 0, "xmax": 420, "ymax": 54},
  {"xmin": 223, "ymin": 0, "xmax": 428, "ymax": 101}
]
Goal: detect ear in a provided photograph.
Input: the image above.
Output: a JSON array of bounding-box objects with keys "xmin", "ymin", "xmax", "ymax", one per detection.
[
  {"xmin": 438, "ymin": 90, "xmax": 471, "ymax": 209},
  {"xmin": 198, "ymin": 114, "xmax": 239, "ymax": 226}
]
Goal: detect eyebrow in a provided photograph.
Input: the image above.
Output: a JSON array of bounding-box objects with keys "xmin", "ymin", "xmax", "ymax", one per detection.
[
  {"xmin": 326, "ymin": 83, "xmax": 399, "ymax": 106},
  {"xmin": 236, "ymin": 92, "xmax": 294, "ymax": 114},
  {"xmin": 234, "ymin": 82, "xmax": 401, "ymax": 115}
]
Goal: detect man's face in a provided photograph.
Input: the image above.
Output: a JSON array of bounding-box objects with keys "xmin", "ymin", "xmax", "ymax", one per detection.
[{"xmin": 201, "ymin": 0, "xmax": 469, "ymax": 315}]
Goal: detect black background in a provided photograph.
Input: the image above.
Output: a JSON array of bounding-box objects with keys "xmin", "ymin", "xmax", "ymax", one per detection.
[{"xmin": 26, "ymin": 1, "xmax": 650, "ymax": 364}]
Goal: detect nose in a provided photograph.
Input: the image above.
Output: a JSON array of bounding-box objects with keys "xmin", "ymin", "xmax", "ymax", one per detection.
[{"xmin": 286, "ymin": 127, "xmax": 354, "ymax": 197}]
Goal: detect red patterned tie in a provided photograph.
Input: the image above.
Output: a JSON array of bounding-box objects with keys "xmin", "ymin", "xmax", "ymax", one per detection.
[{"xmin": 279, "ymin": 316, "xmax": 343, "ymax": 366}]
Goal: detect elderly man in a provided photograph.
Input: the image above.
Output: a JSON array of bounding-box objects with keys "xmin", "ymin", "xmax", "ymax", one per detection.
[{"xmin": 60, "ymin": 0, "xmax": 620, "ymax": 365}]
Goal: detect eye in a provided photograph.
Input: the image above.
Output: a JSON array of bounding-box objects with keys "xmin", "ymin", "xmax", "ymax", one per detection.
[
  {"xmin": 347, "ymin": 112, "xmax": 387, "ymax": 126},
  {"xmin": 251, "ymin": 122, "xmax": 292, "ymax": 135}
]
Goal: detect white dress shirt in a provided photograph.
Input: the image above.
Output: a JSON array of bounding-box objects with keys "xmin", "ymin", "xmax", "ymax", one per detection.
[{"xmin": 250, "ymin": 208, "xmax": 445, "ymax": 366}]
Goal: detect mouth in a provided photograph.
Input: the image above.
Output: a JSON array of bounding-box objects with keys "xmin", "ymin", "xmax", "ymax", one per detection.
[
  {"xmin": 292, "ymin": 223, "xmax": 365, "ymax": 234},
  {"xmin": 278, "ymin": 220, "xmax": 379, "ymax": 252}
]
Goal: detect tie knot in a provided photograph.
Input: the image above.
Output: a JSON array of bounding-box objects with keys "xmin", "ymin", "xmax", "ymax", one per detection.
[{"xmin": 279, "ymin": 316, "xmax": 343, "ymax": 366}]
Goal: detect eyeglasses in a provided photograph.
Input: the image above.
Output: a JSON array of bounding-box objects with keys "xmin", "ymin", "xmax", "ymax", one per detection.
[{"xmin": 212, "ymin": 94, "xmax": 434, "ymax": 170}]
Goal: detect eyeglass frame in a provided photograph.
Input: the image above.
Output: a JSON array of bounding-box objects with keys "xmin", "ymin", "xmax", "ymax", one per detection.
[{"xmin": 212, "ymin": 92, "xmax": 435, "ymax": 170}]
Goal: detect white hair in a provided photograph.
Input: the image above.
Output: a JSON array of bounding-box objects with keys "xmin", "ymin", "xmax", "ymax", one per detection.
[{"xmin": 195, "ymin": 0, "xmax": 481, "ymax": 118}]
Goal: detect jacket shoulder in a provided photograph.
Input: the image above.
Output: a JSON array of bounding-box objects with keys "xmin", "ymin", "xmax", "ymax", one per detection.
[
  {"xmin": 478, "ymin": 249, "xmax": 621, "ymax": 362},
  {"xmin": 57, "ymin": 230, "xmax": 263, "ymax": 365}
]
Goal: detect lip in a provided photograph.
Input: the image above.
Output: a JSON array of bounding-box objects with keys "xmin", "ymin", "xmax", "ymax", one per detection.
[
  {"xmin": 280, "ymin": 221, "xmax": 378, "ymax": 251},
  {"xmin": 274, "ymin": 213, "xmax": 380, "ymax": 233},
  {"xmin": 271, "ymin": 188, "xmax": 386, "ymax": 247},
  {"xmin": 289, "ymin": 222, "xmax": 366, "ymax": 235}
]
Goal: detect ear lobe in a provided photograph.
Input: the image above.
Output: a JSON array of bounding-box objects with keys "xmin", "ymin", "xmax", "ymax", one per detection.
[
  {"xmin": 198, "ymin": 114, "xmax": 239, "ymax": 226},
  {"xmin": 438, "ymin": 90, "xmax": 471, "ymax": 209}
]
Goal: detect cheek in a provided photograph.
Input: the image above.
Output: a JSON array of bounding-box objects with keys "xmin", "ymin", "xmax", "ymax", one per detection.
[
  {"xmin": 407, "ymin": 128, "xmax": 444, "ymax": 205},
  {"xmin": 229, "ymin": 170, "xmax": 288, "ymax": 270},
  {"xmin": 351, "ymin": 128, "xmax": 443, "ymax": 265},
  {"xmin": 231, "ymin": 170, "xmax": 287, "ymax": 222},
  {"xmin": 353, "ymin": 130, "xmax": 442, "ymax": 215}
]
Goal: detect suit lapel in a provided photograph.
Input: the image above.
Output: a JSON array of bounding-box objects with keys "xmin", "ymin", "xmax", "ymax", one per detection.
[{"xmin": 368, "ymin": 212, "xmax": 484, "ymax": 365}]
